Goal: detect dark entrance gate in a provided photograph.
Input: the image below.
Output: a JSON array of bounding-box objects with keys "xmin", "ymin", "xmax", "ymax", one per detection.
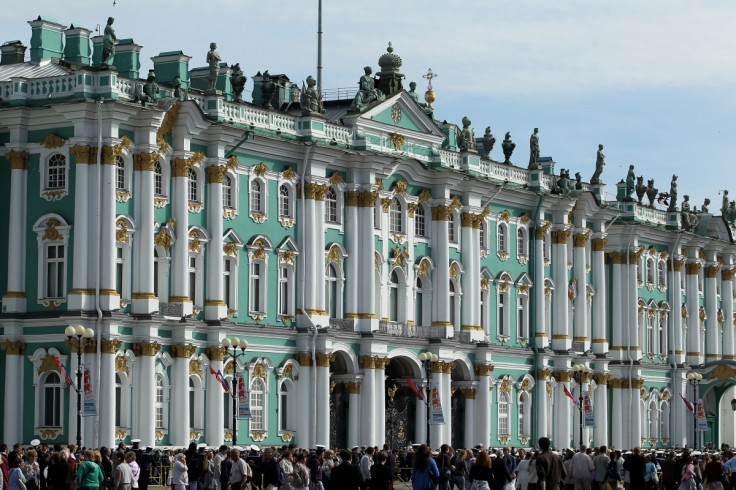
[{"xmin": 329, "ymin": 382, "xmax": 348, "ymax": 449}]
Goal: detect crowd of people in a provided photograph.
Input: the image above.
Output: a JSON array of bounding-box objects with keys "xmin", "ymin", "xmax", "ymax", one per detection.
[{"xmin": 2, "ymin": 439, "xmax": 736, "ymax": 490}]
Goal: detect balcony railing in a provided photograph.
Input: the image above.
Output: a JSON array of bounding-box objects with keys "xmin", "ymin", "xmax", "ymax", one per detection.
[{"xmin": 328, "ymin": 318, "xmax": 355, "ymax": 332}]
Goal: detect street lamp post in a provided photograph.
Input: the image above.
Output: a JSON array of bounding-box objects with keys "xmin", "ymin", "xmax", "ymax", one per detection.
[
  {"xmin": 571, "ymin": 363, "xmax": 591, "ymax": 449},
  {"xmin": 64, "ymin": 325, "xmax": 95, "ymax": 449},
  {"xmin": 222, "ymin": 336, "xmax": 248, "ymax": 446},
  {"xmin": 687, "ymin": 372, "xmax": 703, "ymax": 450},
  {"xmin": 418, "ymin": 351, "xmax": 438, "ymax": 448}
]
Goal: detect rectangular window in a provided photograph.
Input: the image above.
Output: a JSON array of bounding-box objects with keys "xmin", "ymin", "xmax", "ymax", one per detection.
[
  {"xmin": 188, "ymin": 256, "xmax": 197, "ymax": 303},
  {"xmin": 415, "ymin": 208, "xmax": 426, "ymax": 237},
  {"xmin": 498, "ymin": 399, "xmax": 509, "ymax": 435},
  {"xmin": 280, "ymin": 393, "xmax": 288, "ymax": 431},
  {"xmin": 44, "ymin": 385, "xmax": 60, "ymax": 426},
  {"xmin": 498, "ymin": 294, "xmax": 506, "ymax": 336},
  {"xmin": 517, "ymin": 296, "xmax": 528, "ymax": 338},
  {"xmin": 223, "ymin": 259, "xmax": 231, "ymax": 310},
  {"xmin": 278, "ymin": 266, "xmax": 289, "ymax": 316},
  {"xmin": 251, "ymin": 263, "xmax": 263, "ymax": 313},
  {"xmin": 46, "ymin": 245, "xmax": 65, "ymax": 298}
]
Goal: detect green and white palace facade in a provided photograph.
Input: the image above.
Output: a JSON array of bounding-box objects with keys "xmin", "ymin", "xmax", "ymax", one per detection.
[{"xmin": 1, "ymin": 16, "xmax": 736, "ymax": 452}]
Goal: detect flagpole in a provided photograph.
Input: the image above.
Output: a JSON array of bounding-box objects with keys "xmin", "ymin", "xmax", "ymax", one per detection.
[{"xmin": 316, "ymin": 0, "xmax": 323, "ymax": 91}]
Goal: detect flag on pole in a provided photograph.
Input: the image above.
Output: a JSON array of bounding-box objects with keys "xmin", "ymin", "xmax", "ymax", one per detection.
[
  {"xmin": 407, "ymin": 378, "xmax": 424, "ymax": 401},
  {"xmin": 563, "ymin": 385, "xmax": 579, "ymax": 406},
  {"xmin": 210, "ymin": 366, "xmax": 230, "ymax": 392},
  {"xmin": 680, "ymin": 393, "xmax": 694, "ymax": 412},
  {"xmin": 82, "ymin": 365, "xmax": 97, "ymax": 416},
  {"xmin": 52, "ymin": 356, "xmax": 75, "ymax": 388}
]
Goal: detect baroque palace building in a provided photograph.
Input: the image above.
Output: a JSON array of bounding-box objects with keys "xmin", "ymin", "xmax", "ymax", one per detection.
[{"xmin": 1, "ymin": 16, "xmax": 736, "ymax": 451}]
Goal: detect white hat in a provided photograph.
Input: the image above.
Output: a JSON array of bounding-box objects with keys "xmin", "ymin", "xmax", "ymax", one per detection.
[
  {"xmin": 490, "ymin": 453, "xmax": 497, "ymax": 458},
  {"xmin": 131, "ymin": 439, "xmax": 142, "ymax": 443},
  {"xmin": 30, "ymin": 439, "xmax": 40, "ymax": 446},
  {"xmin": 315, "ymin": 445, "xmax": 326, "ymax": 449},
  {"xmin": 197, "ymin": 444, "xmax": 207, "ymax": 449},
  {"xmin": 251, "ymin": 445, "xmax": 261, "ymax": 451}
]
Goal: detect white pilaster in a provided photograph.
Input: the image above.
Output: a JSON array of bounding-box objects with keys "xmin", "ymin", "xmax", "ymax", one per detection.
[
  {"xmin": 296, "ymin": 355, "xmax": 312, "ymax": 448},
  {"xmin": 357, "ymin": 198, "xmax": 377, "ymax": 331},
  {"xmin": 611, "ymin": 259, "xmax": 624, "ymax": 361},
  {"xmin": 551, "ymin": 227, "xmax": 571, "ymax": 351},
  {"xmin": 375, "ymin": 362, "xmax": 386, "ymax": 446},
  {"xmin": 534, "ymin": 226, "xmax": 547, "ymax": 349},
  {"xmin": 704, "ymin": 261, "xmax": 720, "ymax": 362},
  {"xmin": 315, "ymin": 361, "xmax": 330, "ymax": 447},
  {"xmin": 415, "ymin": 381, "xmax": 428, "ymax": 445},
  {"xmin": 592, "ymin": 374, "xmax": 609, "ymax": 446},
  {"xmin": 136, "ymin": 348, "xmax": 157, "ymax": 446},
  {"xmin": 476, "ymin": 367, "xmax": 491, "ymax": 448},
  {"xmin": 170, "ymin": 353, "xmax": 190, "ymax": 447},
  {"xmin": 132, "ymin": 153, "xmax": 158, "ymax": 314},
  {"xmin": 441, "ymin": 368, "xmax": 451, "ymax": 445},
  {"xmin": 461, "ymin": 218, "xmax": 477, "ymax": 332},
  {"xmin": 433, "ymin": 204, "xmax": 451, "ymax": 337},
  {"xmin": 98, "ymin": 348, "xmax": 116, "ymax": 448},
  {"xmin": 99, "ymin": 156, "xmax": 120, "ymax": 310},
  {"xmin": 361, "ymin": 359, "xmax": 376, "ymax": 446},
  {"xmin": 206, "ymin": 352, "xmax": 225, "ymax": 446},
  {"xmin": 2, "ymin": 344, "xmax": 23, "ymax": 443},
  {"xmin": 610, "ymin": 379, "xmax": 624, "ymax": 449},
  {"xmin": 169, "ymin": 160, "xmax": 192, "ymax": 315},
  {"xmin": 205, "ymin": 165, "xmax": 227, "ymax": 321},
  {"xmin": 429, "ymin": 368, "xmax": 442, "ymax": 449},
  {"xmin": 573, "ymin": 232, "xmax": 589, "ymax": 351},
  {"xmin": 671, "ymin": 258, "xmax": 684, "ymax": 364},
  {"xmin": 686, "ymin": 260, "xmax": 702, "ymax": 365},
  {"xmin": 536, "ymin": 373, "xmax": 549, "ymax": 439},
  {"xmin": 347, "ymin": 382, "xmax": 361, "ymax": 449},
  {"xmin": 68, "ymin": 151, "xmax": 90, "ymax": 311},
  {"xmin": 345, "ymin": 193, "xmax": 359, "ymax": 319},
  {"xmin": 591, "ymin": 237, "xmax": 607, "ymax": 354},
  {"xmin": 464, "ymin": 394, "xmax": 475, "ymax": 449}
]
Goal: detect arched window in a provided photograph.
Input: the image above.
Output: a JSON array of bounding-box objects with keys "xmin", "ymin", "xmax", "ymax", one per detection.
[
  {"xmin": 116, "ymin": 155, "xmax": 126, "ymax": 191},
  {"xmin": 47, "ymin": 153, "xmax": 66, "ymax": 190},
  {"xmin": 389, "ymin": 198, "xmax": 403, "ymax": 233},
  {"xmin": 250, "ymin": 377, "xmax": 266, "ymax": 432},
  {"xmin": 278, "ymin": 264, "xmax": 293, "ymax": 317},
  {"xmin": 155, "ymin": 374, "xmax": 166, "ymax": 429},
  {"xmin": 647, "ymin": 258, "xmax": 656, "ymax": 286},
  {"xmin": 154, "ymin": 161, "xmax": 164, "ymax": 196},
  {"xmin": 42, "ymin": 372, "xmax": 62, "ymax": 427},
  {"xmin": 449, "ymin": 212, "xmax": 458, "ymax": 244},
  {"xmin": 497, "ymin": 223, "xmax": 508, "ymax": 254},
  {"xmin": 658, "ymin": 261, "xmax": 667, "ymax": 288},
  {"xmin": 415, "ymin": 205, "xmax": 427, "ymax": 238},
  {"xmin": 279, "ymin": 184, "xmax": 291, "ymax": 218},
  {"xmin": 325, "ymin": 187, "xmax": 338, "ymax": 223},
  {"xmin": 223, "ymin": 175, "xmax": 233, "ymax": 208},
  {"xmin": 498, "ymin": 392, "xmax": 510, "ymax": 436},
  {"xmin": 389, "ymin": 269, "xmax": 400, "ymax": 321},
  {"xmin": 661, "ymin": 401, "xmax": 670, "ymax": 440},
  {"xmin": 648, "ymin": 400, "xmax": 658, "ymax": 440},
  {"xmin": 250, "ymin": 180, "xmax": 263, "ymax": 213},
  {"xmin": 189, "ymin": 378, "xmax": 196, "ymax": 428},
  {"xmin": 115, "ymin": 373, "xmax": 123, "ymax": 427},
  {"xmin": 250, "ymin": 261, "xmax": 265, "ymax": 314},
  {"xmin": 416, "ymin": 277, "xmax": 425, "ymax": 327},
  {"xmin": 517, "ymin": 228, "xmax": 527, "ymax": 258},
  {"xmin": 518, "ymin": 391, "xmax": 531, "ymax": 437},
  {"xmin": 326, "ymin": 263, "xmax": 338, "ymax": 319},
  {"xmin": 188, "ymin": 169, "xmax": 199, "ymax": 202},
  {"xmin": 279, "ymin": 379, "xmax": 295, "ymax": 433}
]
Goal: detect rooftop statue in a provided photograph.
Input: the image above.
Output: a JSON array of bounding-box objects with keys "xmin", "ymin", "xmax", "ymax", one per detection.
[
  {"xmin": 681, "ymin": 195, "xmax": 700, "ymax": 231},
  {"xmin": 457, "ymin": 117, "xmax": 477, "ymax": 152},
  {"xmin": 349, "ymin": 66, "xmax": 385, "ymax": 112},
  {"xmin": 701, "ymin": 198, "xmax": 710, "ymax": 214},
  {"xmin": 722, "ymin": 190, "xmax": 730, "ymax": 217},
  {"xmin": 728, "ymin": 201, "xmax": 736, "ymax": 224},
  {"xmin": 635, "ymin": 176, "xmax": 646, "ymax": 205},
  {"xmin": 722, "ymin": 191, "xmax": 736, "ymax": 223},
  {"xmin": 300, "ymin": 75, "xmax": 325, "ymax": 116},
  {"xmin": 260, "ymin": 71, "xmax": 276, "ymax": 109},
  {"xmin": 502, "ymin": 132, "xmax": 515, "ymax": 165},
  {"xmin": 482, "ymin": 127, "xmax": 496, "ymax": 159},
  {"xmin": 206, "ymin": 43, "xmax": 221, "ymax": 94},
  {"xmin": 553, "ymin": 169, "xmax": 574, "ymax": 194},
  {"xmin": 408, "ymin": 81, "xmax": 420, "ymax": 104},
  {"xmin": 590, "ymin": 144, "xmax": 605, "ymax": 184},
  {"xmin": 230, "ymin": 64, "xmax": 247, "ymax": 103},
  {"xmin": 528, "ymin": 128, "xmax": 540, "ymax": 169},
  {"xmin": 645, "ymin": 179, "xmax": 658, "ymax": 207},
  {"xmin": 624, "ymin": 165, "xmax": 636, "ymax": 201},
  {"xmin": 575, "ymin": 172, "xmax": 583, "ymax": 190},
  {"xmin": 101, "ymin": 17, "xmax": 117, "ymax": 66},
  {"xmin": 667, "ymin": 174, "xmax": 678, "ymax": 212},
  {"xmin": 136, "ymin": 70, "xmax": 159, "ymax": 106},
  {"xmin": 173, "ymin": 75, "xmax": 186, "ymax": 101}
]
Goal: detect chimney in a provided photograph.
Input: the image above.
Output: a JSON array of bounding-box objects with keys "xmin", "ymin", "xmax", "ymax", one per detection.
[
  {"xmin": 113, "ymin": 39, "xmax": 142, "ymax": 79},
  {"xmin": 63, "ymin": 24, "xmax": 92, "ymax": 65},
  {"xmin": 28, "ymin": 16, "xmax": 66, "ymax": 62},
  {"xmin": 0, "ymin": 41, "xmax": 27, "ymax": 65},
  {"xmin": 151, "ymin": 51, "xmax": 192, "ymax": 89}
]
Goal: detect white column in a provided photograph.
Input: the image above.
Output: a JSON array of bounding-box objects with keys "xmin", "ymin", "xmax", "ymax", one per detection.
[
  {"xmin": 610, "ymin": 379, "xmax": 624, "ymax": 449},
  {"xmin": 611, "ymin": 257, "xmax": 624, "ymax": 361},
  {"xmin": 360, "ymin": 357, "xmax": 376, "ymax": 446},
  {"xmin": 627, "ymin": 257, "xmax": 641, "ymax": 360},
  {"xmin": 132, "ymin": 153, "xmax": 158, "ymax": 314},
  {"xmin": 686, "ymin": 261, "xmax": 702, "ymax": 365},
  {"xmin": 551, "ymin": 228, "xmax": 571, "ymax": 351},
  {"xmin": 205, "ymin": 166, "xmax": 227, "ymax": 321},
  {"xmin": 415, "ymin": 381, "xmax": 428, "ymax": 446},
  {"xmin": 315, "ymin": 354, "xmax": 331, "ymax": 447},
  {"xmin": 99, "ymin": 151, "xmax": 119, "ymax": 310},
  {"xmin": 68, "ymin": 349, "xmax": 80, "ymax": 444},
  {"xmin": 704, "ymin": 263, "xmax": 720, "ymax": 361},
  {"xmin": 206, "ymin": 348, "xmax": 225, "ymax": 446},
  {"xmin": 429, "ymin": 368, "xmax": 443, "ymax": 448},
  {"xmin": 442, "ymin": 367, "xmax": 452, "ymax": 445},
  {"xmin": 630, "ymin": 380, "xmax": 642, "ymax": 449},
  {"xmin": 463, "ymin": 391, "xmax": 475, "ymax": 448},
  {"xmin": 461, "ymin": 216, "xmax": 477, "ymax": 332},
  {"xmin": 301, "ymin": 189, "xmax": 317, "ymax": 317},
  {"xmin": 358, "ymin": 193, "xmax": 377, "ymax": 331},
  {"xmin": 722, "ymin": 265, "xmax": 735, "ymax": 360},
  {"xmin": 573, "ymin": 232, "xmax": 589, "ymax": 350},
  {"xmin": 67, "ymin": 148, "xmax": 90, "ymax": 311},
  {"xmin": 592, "ymin": 375, "xmax": 609, "ymax": 446},
  {"xmin": 83, "ymin": 354, "xmax": 98, "ymax": 447},
  {"xmin": 98, "ymin": 345, "xmax": 116, "ymax": 448},
  {"xmin": 1, "ymin": 343, "xmax": 23, "ymax": 443},
  {"xmin": 296, "ymin": 354, "xmax": 312, "ymax": 449},
  {"xmin": 135, "ymin": 345, "xmax": 158, "ymax": 447},
  {"xmin": 552, "ymin": 371, "xmax": 572, "ymax": 449},
  {"xmin": 476, "ymin": 367, "xmax": 491, "ymax": 448},
  {"xmin": 534, "ymin": 226, "xmax": 547, "ymax": 348},
  {"xmin": 591, "ymin": 237, "xmax": 608, "ymax": 354},
  {"xmin": 671, "ymin": 258, "xmax": 684, "ymax": 364},
  {"xmin": 672, "ymin": 371, "xmax": 688, "ymax": 447},
  {"xmin": 170, "ymin": 346, "xmax": 191, "ymax": 447},
  {"xmin": 345, "ymin": 192, "xmax": 359, "ymax": 319},
  {"xmin": 433, "ymin": 205, "xmax": 451, "ymax": 335},
  {"xmin": 169, "ymin": 159, "xmax": 192, "ymax": 315},
  {"xmin": 313, "ymin": 192, "xmax": 327, "ymax": 318},
  {"xmin": 375, "ymin": 360, "xmax": 387, "ymax": 446},
  {"xmin": 536, "ymin": 372, "xmax": 549, "ymax": 439},
  {"xmin": 347, "ymin": 381, "xmax": 361, "ymax": 449}
]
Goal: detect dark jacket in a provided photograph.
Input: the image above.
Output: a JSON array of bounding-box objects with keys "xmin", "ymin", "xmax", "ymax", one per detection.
[
  {"xmin": 260, "ymin": 458, "xmax": 280, "ymax": 488},
  {"xmin": 330, "ymin": 461, "xmax": 364, "ymax": 490},
  {"xmin": 48, "ymin": 460, "xmax": 73, "ymax": 490},
  {"xmin": 469, "ymin": 465, "xmax": 494, "ymax": 484},
  {"xmin": 491, "ymin": 458, "xmax": 511, "ymax": 490},
  {"xmin": 536, "ymin": 450, "xmax": 566, "ymax": 490},
  {"xmin": 369, "ymin": 464, "xmax": 393, "ymax": 490},
  {"xmin": 623, "ymin": 454, "xmax": 647, "ymax": 488}
]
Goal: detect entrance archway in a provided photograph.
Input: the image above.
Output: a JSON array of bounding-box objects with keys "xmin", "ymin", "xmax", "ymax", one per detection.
[
  {"xmin": 385, "ymin": 355, "xmax": 421, "ymax": 450},
  {"xmin": 698, "ymin": 363, "xmax": 736, "ymax": 449},
  {"xmin": 329, "ymin": 349, "xmax": 356, "ymax": 450}
]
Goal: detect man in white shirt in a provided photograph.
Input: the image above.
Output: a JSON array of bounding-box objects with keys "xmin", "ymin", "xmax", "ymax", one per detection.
[
  {"xmin": 359, "ymin": 447, "xmax": 374, "ymax": 485},
  {"xmin": 213, "ymin": 446, "xmax": 228, "ymax": 490},
  {"xmin": 228, "ymin": 449, "xmax": 251, "ymax": 490},
  {"xmin": 570, "ymin": 446, "xmax": 595, "ymax": 490}
]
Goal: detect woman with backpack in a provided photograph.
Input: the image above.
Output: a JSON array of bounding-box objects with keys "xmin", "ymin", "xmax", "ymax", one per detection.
[
  {"xmin": 411, "ymin": 445, "xmax": 439, "ymax": 490},
  {"xmin": 290, "ymin": 453, "xmax": 309, "ymax": 490}
]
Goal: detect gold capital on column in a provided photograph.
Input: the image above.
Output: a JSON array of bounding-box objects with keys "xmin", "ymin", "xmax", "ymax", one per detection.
[
  {"xmin": 551, "ymin": 228, "xmax": 573, "ymax": 244},
  {"xmin": 345, "ymin": 381, "xmax": 361, "ymax": 394},
  {"xmin": 534, "ymin": 220, "xmax": 551, "ymax": 240},
  {"xmin": 206, "ymin": 346, "xmax": 226, "ymax": 361},
  {"xmin": 171, "ymin": 158, "xmax": 193, "ymax": 177},
  {"xmin": 685, "ymin": 262, "xmax": 702, "ymax": 275},
  {"xmin": 460, "ymin": 388, "xmax": 476, "ymax": 399},
  {"xmin": 593, "ymin": 373, "xmax": 610, "ymax": 385},
  {"xmin": 375, "ymin": 357, "xmax": 391, "ymax": 370},
  {"xmin": 722, "ymin": 267, "xmax": 735, "ymax": 281},
  {"xmin": 536, "ymin": 368, "xmax": 551, "ymax": 379},
  {"xmin": 5, "ymin": 151, "xmax": 29, "ymax": 170},
  {"xmin": 101, "ymin": 338, "xmax": 123, "ymax": 354},
  {"xmin": 359, "ymin": 356, "xmax": 377, "ymax": 369},
  {"xmin": 70, "ymin": 145, "xmax": 94, "ymax": 164},
  {"xmin": 171, "ymin": 344, "xmax": 197, "ymax": 358},
  {"xmin": 474, "ymin": 364, "xmax": 494, "ymax": 376},
  {"xmin": 132, "ymin": 342, "xmax": 162, "ymax": 357},
  {"xmin": 441, "ymin": 361, "xmax": 455, "ymax": 374},
  {"xmin": 206, "ymin": 165, "xmax": 228, "ymax": 184},
  {"xmin": 295, "ymin": 352, "xmax": 313, "ymax": 367},
  {"xmin": 133, "ymin": 153, "xmax": 157, "ymax": 171},
  {"xmin": 552, "ymin": 371, "xmax": 573, "ymax": 382},
  {"xmin": 591, "ymin": 238, "xmax": 608, "ymax": 252},
  {"xmin": 705, "ymin": 265, "xmax": 721, "ymax": 278},
  {"xmin": 0, "ymin": 341, "xmax": 26, "ymax": 355},
  {"xmin": 316, "ymin": 353, "xmax": 336, "ymax": 367}
]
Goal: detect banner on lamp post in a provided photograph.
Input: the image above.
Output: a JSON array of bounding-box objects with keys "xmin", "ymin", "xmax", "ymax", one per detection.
[
  {"xmin": 82, "ymin": 365, "xmax": 97, "ymax": 416},
  {"xmin": 238, "ymin": 374, "xmax": 251, "ymax": 419},
  {"xmin": 697, "ymin": 400, "xmax": 708, "ymax": 431},
  {"xmin": 430, "ymin": 383, "xmax": 445, "ymax": 425},
  {"xmin": 582, "ymin": 391, "xmax": 595, "ymax": 427}
]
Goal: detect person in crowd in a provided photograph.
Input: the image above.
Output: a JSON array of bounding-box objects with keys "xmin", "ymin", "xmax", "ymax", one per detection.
[
  {"xmin": 592, "ymin": 446, "xmax": 609, "ymax": 490},
  {"xmin": 536, "ymin": 437, "xmax": 566, "ymax": 490},
  {"xmin": 320, "ymin": 450, "xmax": 336, "ymax": 490},
  {"xmin": 330, "ymin": 449, "xmax": 363, "ymax": 490},
  {"xmin": 291, "ymin": 452, "xmax": 310, "ymax": 490},
  {"xmin": 468, "ymin": 450, "xmax": 494, "ymax": 490},
  {"xmin": 125, "ymin": 453, "xmax": 139, "ymax": 490},
  {"xmin": 503, "ymin": 448, "xmax": 517, "ymax": 477},
  {"xmin": 623, "ymin": 447, "xmax": 647, "ymax": 490},
  {"xmin": 492, "ymin": 449, "xmax": 512, "ymax": 490},
  {"xmin": 211, "ymin": 447, "xmax": 227, "ymax": 490},
  {"xmin": 307, "ymin": 447, "xmax": 324, "ymax": 490},
  {"xmin": 8, "ymin": 455, "xmax": 27, "ymax": 490},
  {"xmin": 703, "ymin": 453, "xmax": 724, "ymax": 490},
  {"xmin": 411, "ymin": 444, "xmax": 439, "ymax": 490},
  {"xmin": 113, "ymin": 452, "xmax": 132, "ymax": 490},
  {"xmin": 570, "ymin": 445, "xmax": 594, "ymax": 490},
  {"xmin": 201, "ymin": 451, "xmax": 215, "ymax": 490},
  {"xmin": 184, "ymin": 445, "xmax": 201, "ymax": 490},
  {"xmin": 48, "ymin": 450, "xmax": 73, "ymax": 490},
  {"xmin": 77, "ymin": 450, "xmax": 105, "ymax": 490},
  {"xmin": 172, "ymin": 454, "xmax": 188, "ymax": 490},
  {"xmin": 226, "ymin": 449, "xmax": 249, "ymax": 490},
  {"xmin": 644, "ymin": 454, "xmax": 659, "ymax": 490},
  {"xmin": 450, "ymin": 449, "xmax": 469, "ymax": 490},
  {"xmin": 137, "ymin": 447, "xmax": 153, "ymax": 490},
  {"xmin": 22, "ymin": 449, "xmax": 40, "ymax": 490},
  {"xmin": 369, "ymin": 451, "xmax": 393, "ymax": 490},
  {"xmin": 259, "ymin": 448, "xmax": 280, "ymax": 490},
  {"xmin": 680, "ymin": 455, "xmax": 697, "ymax": 490}
]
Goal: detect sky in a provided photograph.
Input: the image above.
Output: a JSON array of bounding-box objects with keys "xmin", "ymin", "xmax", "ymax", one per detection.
[{"xmin": 5, "ymin": 0, "xmax": 736, "ymax": 208}]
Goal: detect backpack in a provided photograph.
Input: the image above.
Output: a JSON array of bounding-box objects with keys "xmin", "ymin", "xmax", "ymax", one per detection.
[{"xmin": 291, "ymin": 465, "xmax": 306, "ymax": 488}]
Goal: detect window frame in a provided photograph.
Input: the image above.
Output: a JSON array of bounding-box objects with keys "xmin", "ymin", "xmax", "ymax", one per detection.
[
  {"xmin": 34, "ymin": 215, "xmax": 71, "ymax": 306},
  {"xmin": 389, "ymin": 197, "xmax": 404, "ymax": 234},
  {"xmin": 414, "ymin": 204, "xmax": 428, "ymax": 239},
  {"xmin": 45, "ymin": 152, "xmax": 68, "ymax": 192},
  {"xmin": 188, "ymin": 168, "xmax": 201, "ymax": 203},
  {"xmin": 249, "ymin": 259, "xmax": 267, "ymax": 316},
  {"xmin": 498, "ymin": 391, "xmax": 511, "ymax": 437},
  {"xmin": 249, "ymin": 377, "xmax": 267, "ymax": 434},
  {"xmin": 325, "ymin": 186, "xmax": 339, "ymax": 224}
]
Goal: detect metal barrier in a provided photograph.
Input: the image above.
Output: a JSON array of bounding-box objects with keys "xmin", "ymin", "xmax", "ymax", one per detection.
[{"xmin": 148, "ymin": 464, "xmax": 172, "ymax": 488}]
